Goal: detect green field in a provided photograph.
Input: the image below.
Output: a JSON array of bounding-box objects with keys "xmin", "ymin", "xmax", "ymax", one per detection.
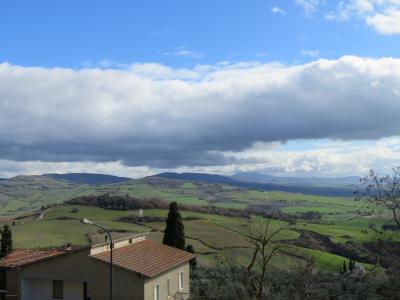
[
  {"xmin": 0, "ymin": 176, "xmax": 367, "ymax": 215},
  {"xmin": 1, "ymin": 176, "xmax": 399, "ymax": 273},
  {"xmin": 8, "ymin": 202, "xmax": 397, "ymax": 272}
]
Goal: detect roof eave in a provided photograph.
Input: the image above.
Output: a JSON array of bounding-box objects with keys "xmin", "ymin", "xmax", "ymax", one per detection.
[{"xmin": 90, "ymin": 254, "xmax": 195, "ymax": 278}]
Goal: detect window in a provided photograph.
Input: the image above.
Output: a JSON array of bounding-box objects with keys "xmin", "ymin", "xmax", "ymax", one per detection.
[
  {"xmin": 52, "ymin": 280, "xmax": 63, "ymax": 299},
  {"xmin": 167, "ymin": 278, "xmax": 171, "ymax": 296},
  {"xmin": 153, "ymin": 284, "xmax": 160, "ymax": 300},
  {"xmin": 178, "ymin": 272, "xmax": 184, "ymax": 290}
]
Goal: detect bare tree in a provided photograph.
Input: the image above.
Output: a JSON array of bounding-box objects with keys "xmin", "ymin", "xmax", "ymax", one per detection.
[
  {"xmin": 357, "ymin": 167, "xmax": 400, "ymax": 227},
  {"xmin": 238, "ymin": 218, "xmax": 285, "ymax": 300}
]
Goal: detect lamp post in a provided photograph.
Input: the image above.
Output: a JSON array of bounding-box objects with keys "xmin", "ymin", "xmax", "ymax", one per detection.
[{"xmin": 82, "ymin": 218, "xmax": 113, "ymax": 300}]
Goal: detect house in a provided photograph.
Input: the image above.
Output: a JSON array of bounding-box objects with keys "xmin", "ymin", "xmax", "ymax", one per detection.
[{"xmin": 0, "ymin": 233, "xmax": 195, "ymax": 300}]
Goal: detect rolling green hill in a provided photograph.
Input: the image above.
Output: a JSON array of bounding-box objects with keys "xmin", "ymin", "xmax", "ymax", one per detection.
[
  {"xmin": 153, "ymin": 172, "xmax": 357, "ymax": 196},
  {"xmin": 9, "ymin": 203, "xmax": 399, "ymax": 272},
  {"xmin": 0, "ymin": 174, "xmax": 364, "ymax": 216},
  {"xmin": 1, "ymin": 173, "xmax": 399, "ymax": 273}
]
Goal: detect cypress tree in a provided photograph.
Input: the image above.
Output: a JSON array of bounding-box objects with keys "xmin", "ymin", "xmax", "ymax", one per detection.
[
  {"xmin": 163, "ymin": 202, "xmax": 185, "ymax": 249},
  {"xmin": 349, "ymin": 259, "xmax": 356, "ymax": 272},
  {"xmin": 342, "ymin": 260, "xmax": 347, "ymax": 274},
  {"xmin": 0, "ymin": 225, "xmax": 12, "ymax": 257}
]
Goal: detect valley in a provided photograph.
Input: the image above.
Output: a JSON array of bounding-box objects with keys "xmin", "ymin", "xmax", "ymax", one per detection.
[{"xmin": 1, "ymin": 173, "xmax": 399, "ymax": 273}]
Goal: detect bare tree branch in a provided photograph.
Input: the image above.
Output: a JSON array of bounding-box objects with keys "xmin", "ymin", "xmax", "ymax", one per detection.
[
  {"xmin": 234, "ymin": 218, "xmax": 286, "ymax": 300},
  {"xmin": 357, "ymin": 167, "xmax": 400, "ymax": 227}
]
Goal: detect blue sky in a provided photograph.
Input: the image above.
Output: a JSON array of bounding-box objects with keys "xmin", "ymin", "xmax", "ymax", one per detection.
[
  {"xmin": 0, "ymin": 0, "xmax": 399, "ymax": 178},
  {"xmin": 1, "ymin": 0, "xmax": 399, "ymax": 68}
]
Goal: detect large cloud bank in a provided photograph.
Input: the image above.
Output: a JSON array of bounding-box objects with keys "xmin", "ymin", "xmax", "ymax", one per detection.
[{"xmin": 0, "ymin": 56, "xmax": 399, "ymax": 169}]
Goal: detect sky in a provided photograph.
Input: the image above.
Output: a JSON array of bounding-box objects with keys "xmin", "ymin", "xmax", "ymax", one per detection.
[{"xmin": 0, "ymin": 0, "xmax": 399, "ymax": 178}]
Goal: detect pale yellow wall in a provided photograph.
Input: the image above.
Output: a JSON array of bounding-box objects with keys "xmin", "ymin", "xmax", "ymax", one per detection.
[
  {"xmin": 144, "ymin": 263, "xmax": 190, "ymax": 300},
  {"xmin": 20, "ymin": 249, "xmax": 145, "ymax": 300},
  {"xmin": 21, "ymin": 278, "xmax": 82, "ymax": 300},
  {"xmin": 90, "ymin": 234, "xmax": 146, "ymax": 255},
  {"xmin": 87, "ymin": 258, "xmax": 145, "ymax": 300},
  {"xmin": 21, "ymin": 249, "xmax": 92, "ymax": 282},
  {"xmin": 6, "ymin": 249, "xmax": 190, "ymax": 300}
]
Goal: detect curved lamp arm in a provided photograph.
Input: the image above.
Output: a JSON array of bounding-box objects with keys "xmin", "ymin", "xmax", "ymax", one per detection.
[{"xmin": 81, "ymin": 218, "xmax": 113, "ymax": 300}]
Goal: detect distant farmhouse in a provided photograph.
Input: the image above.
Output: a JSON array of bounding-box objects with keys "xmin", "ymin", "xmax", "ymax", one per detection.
[{"xmin": 0, "ymin": 233, "xmax": 194, "ymax": 300}]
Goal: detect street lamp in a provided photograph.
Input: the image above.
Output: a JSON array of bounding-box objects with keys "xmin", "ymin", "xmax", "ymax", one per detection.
[{"xmin": 81, "ymin": 218, "xmax": 113, "ymax": 300}]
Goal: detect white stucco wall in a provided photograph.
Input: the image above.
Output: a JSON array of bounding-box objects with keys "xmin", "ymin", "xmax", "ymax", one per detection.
[{"xmin": 21, "ymin": 278, "xmax": 82, "ymax": 300}]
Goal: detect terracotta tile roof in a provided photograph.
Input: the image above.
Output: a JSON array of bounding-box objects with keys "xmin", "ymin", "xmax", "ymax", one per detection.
[
  {"xmin": 0, "ymin": 249, "xmax": 67, "ymax": 268},
  {"xmin": 91, "ymin": 240, "xmax": 195, "ymax": 278}
]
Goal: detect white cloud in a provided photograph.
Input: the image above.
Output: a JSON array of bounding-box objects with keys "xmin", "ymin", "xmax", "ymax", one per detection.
[
  {"xmin": 218, "ymin": 137, "xmax": 400, "ymax": 176},
  {"xmin": 301, "ymin": 49, "xmax": 321, "ymax": 57},
  {"xmin": 271, "ymin": 6, "xmax": 286, "ymax": 14},
  {"xmin": 81, "ymin": 59, "xmax": 128, "ymax": 69},
  {"xmin": 0, "ymin": 56, "xmax": 400, "ymax": 175},
  {"xmin": 366, "ymin": 8, "xmax": 400, "ymax": 34},
  {"xmin": 163, "ymin": 47, "xmax": 203, "ymax": 59},
  {"xmin": 1, "ymin": 137, "xmax": 399, "ymax": 178},
  {"xmin": 0, "ymin": 160, "xmax": 155, "ymax": 179},
  {"xmin": 295, "ymin": 0, "xmax": 320, "ymax": 16},
  {"xmin": 327, "ymin": 0, "xmax": 400, "ymax": 34}
]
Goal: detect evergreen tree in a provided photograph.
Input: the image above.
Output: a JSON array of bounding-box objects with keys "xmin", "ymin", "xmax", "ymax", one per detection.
[
  {"xmin": 349, "ymin": 259, "xmax": 356, "ymax": 272},
  {"xmin": 0, "ymin": 225, "xmax": 12, "ymax": 257},
  {"xmin": 186, "ymin": 244, "xmax": 197, "ymax": 269},
  {"xmin": 341, "ymin": 261, "xmax": 347, "ymax": 274},
  {"xmin": 163, "ymin": 202, "xmax": 185, "ymax": 249}
]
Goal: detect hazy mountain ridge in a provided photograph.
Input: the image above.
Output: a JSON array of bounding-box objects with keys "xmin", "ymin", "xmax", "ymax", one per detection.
[
  {"xmin": 152, "ymin": 172, "xmax": 238, "ymax": 184},
  {"xmin": 152, "ymin": 172, "xmax": 358, "ymax": 197},
  {"xmin": 232, "ymin": 172, "xmax": 360, "ymax": 187},
  {"xmin": 42, "ymin": 173, "xmax": 132, "ymax": 185}
]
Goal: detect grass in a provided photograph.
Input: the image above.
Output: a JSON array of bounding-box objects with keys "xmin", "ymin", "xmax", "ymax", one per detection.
[
  {"xmin": 149, "ymin": 219, "xmax": 251, "ymax": 249},
  {"xmin": 13, "ymin": 212, "xmax": 147, "ymax": 249},
  {"xmin": 281, "ymin": 205, "xmax": 357, "ymax": 214},
  {"xmin": 283, "ymin": 245, "xmax": 352, "ymax": 272},
  {"xmin": 45, "ymin": 205, "xmax": 134, "ymax": 221},
  {"xmin": 8, "ymin": 203, "xmax": 398, "ymax": 273},
  {"xmin": 0, "ymin": 175, "xmax": 368, "ymax": 217},
  {"xmin": 296, "ymin": 217, "xmax": 400, "ymax": 243},
  {"xmin": 13, "ymin": 219, "xmax": 94, "ymax": 249},
  {"xmin": 211, "ymin": 202, "xmax": 248, "ymax": 209},
  {"xmin": 2, "ymin": 177, "xmax": 399, "ymax": 273},
  {"xmin": 181, "ymin": 182, "xmax": 197, "ymax": 189}
]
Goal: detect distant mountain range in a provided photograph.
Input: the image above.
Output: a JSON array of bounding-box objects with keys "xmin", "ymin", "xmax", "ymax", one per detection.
[
  {"xmin": 231, "ymin": 172, "xmax": 360, "ymax": 187},
  {"xmin": 152, "ymin": 172, "xmax": 360, "ymax": 197},
  {"xmin": 2, "ymin": 171, "xmax": 361, "ymax": 196},
  {"xmin": 152, "ymin": 172, "xmax": 238, "ymax": 184},
  {"xmin": 42, "ymin": 173, "xmax": 132, "ymax": 185}
]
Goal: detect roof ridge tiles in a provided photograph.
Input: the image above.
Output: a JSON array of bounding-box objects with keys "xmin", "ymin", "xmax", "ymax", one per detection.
[{"xmin": 91, "ymin": 239, "xmax": 195, "ymax": 278}]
